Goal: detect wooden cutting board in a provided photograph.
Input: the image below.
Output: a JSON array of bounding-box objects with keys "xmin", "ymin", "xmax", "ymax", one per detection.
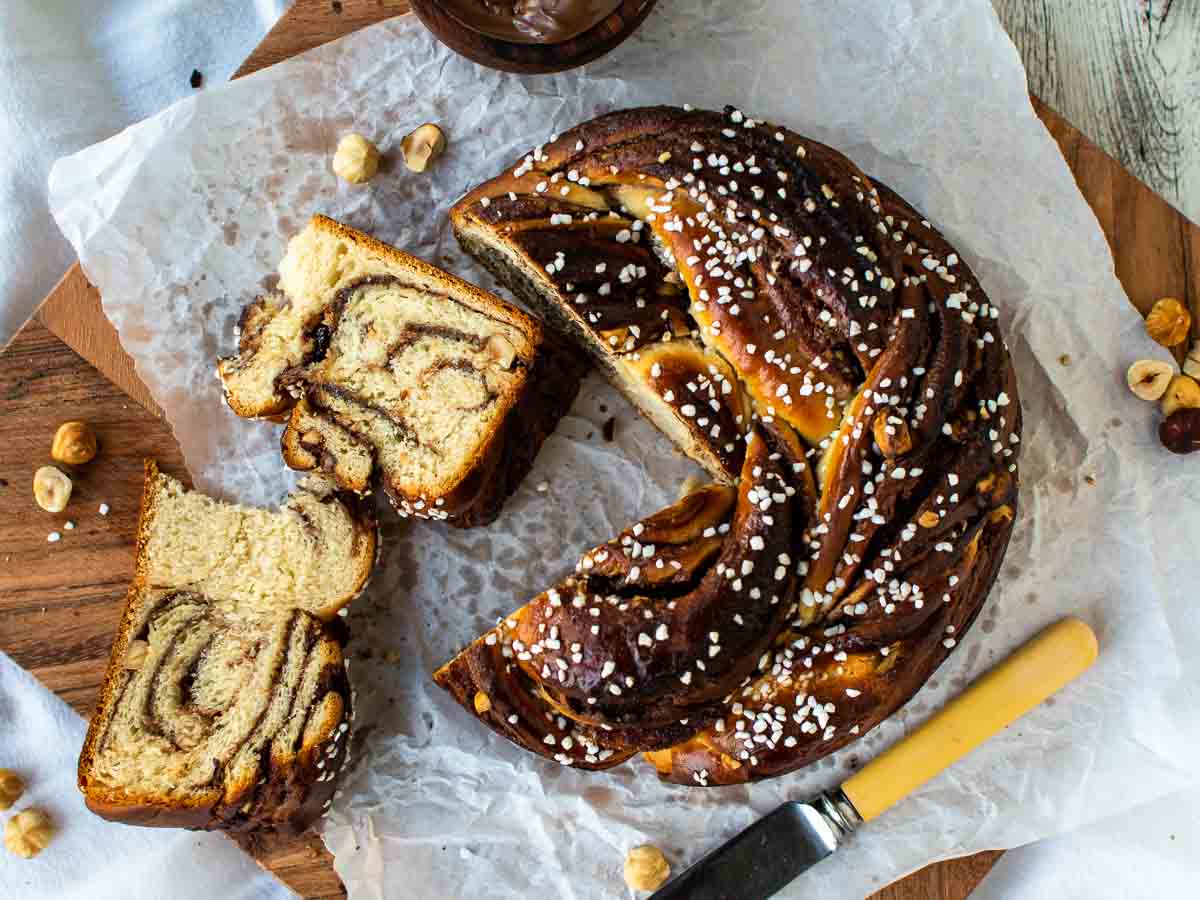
[{"xmin": 1, "ymin": 2, "xmax": 1196, "ymax": 898}]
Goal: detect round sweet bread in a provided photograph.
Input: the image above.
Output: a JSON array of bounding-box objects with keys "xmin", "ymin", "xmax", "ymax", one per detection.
[{"xmin": 436, "ymin": 105, "xmax": 1020, "ymax": 785}]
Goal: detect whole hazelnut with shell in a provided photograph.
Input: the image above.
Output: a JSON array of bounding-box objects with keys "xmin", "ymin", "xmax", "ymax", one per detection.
[{"xmin": 1160, "ymin": 408, "xmax": 1200, "ymax": 455}]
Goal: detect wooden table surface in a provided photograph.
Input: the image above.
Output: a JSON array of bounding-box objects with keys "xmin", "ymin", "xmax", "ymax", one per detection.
[{"xmin": 2, "ymin": 2, "xmax": 1196, "ymax": 898}]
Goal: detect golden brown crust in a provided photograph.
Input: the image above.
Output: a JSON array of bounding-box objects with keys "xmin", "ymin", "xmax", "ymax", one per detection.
[
  {"xmin": 77, "ymin": 459, "xmax": 164, "ymax": 797},
  {"xmin": 442, "ymin": 105, "xmax": 1022, "ymax": 785},
  {"xmin": 434, "ymin": 428, "xmax": 808, "ymax": 769}
]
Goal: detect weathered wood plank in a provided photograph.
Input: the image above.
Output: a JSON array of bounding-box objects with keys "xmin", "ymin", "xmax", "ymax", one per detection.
[
  {"xmin": 995, "ymin": 0, "xmax": 1200, "ymax": 223},
  {"xmin": 0, "ymin": 318, "xmax": 187, "ymax": 715}
]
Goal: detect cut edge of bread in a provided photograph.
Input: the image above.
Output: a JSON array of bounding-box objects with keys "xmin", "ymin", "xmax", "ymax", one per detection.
[
  {"xmin": 219, "ymin": 215, "xmax": 576, "ymax": 523},
  {"xmin": 77, "ymin": 461, "xmax": 366, "ymax": 830},
  {"xmin": 77, "ymin": 460, "xmax": 170, "ymax": 814},
  {"xmin": 220, "ymin": 214, "xmax": 545, "ymax": 420},
  {"xmin": 451, "ymin": 207, "xmax": 733, "ymax": 481},
  {"xmin": 307, "ymin": 214, "xmax": 544, "ymax": 343}
]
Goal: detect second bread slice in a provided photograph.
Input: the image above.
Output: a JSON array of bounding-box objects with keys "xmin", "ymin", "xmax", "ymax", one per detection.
[{"xmin": 218, "ymin": 215, "xmax": 583, "ymax": 527}]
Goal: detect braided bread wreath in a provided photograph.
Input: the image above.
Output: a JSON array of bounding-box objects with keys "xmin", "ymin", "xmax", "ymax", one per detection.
[{"xmin": 434, "ymin": 105, "xmax": 1021, "ymax": 787}]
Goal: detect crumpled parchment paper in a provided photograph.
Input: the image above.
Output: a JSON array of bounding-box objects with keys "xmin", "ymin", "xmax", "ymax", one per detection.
[{"xmin": 49, "ymin": 2, "xmax": 1200, "ymax": 897}]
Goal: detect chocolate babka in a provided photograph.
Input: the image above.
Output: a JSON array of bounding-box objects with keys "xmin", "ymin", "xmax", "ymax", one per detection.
[
  {"xmin": 78, "ymin": 461, "xmax": 376, "ymax": 831},
  {"xmin": 218, "ymin": 215, "xmax": 583, "ymax": 527},
  {"xmin": 438, "ymin": 106, "xmax": 1021, "ymax": 785}
]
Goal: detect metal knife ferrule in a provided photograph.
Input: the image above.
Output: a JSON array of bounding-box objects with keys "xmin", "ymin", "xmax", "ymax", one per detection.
[{"xmin": 812, "ymin": 788, "xmax": 863, "ymax": 844}]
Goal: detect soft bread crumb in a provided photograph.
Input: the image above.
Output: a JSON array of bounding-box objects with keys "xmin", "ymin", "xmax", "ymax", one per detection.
[{"xmin": 79, "ymin": 464, "xmax": 367, "ymax": 820}]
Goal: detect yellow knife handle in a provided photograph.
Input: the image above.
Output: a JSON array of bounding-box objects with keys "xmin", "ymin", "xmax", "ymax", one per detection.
[{"xmin": 841, "ymin": 617, "xmax": 1098, "ymax": 823}]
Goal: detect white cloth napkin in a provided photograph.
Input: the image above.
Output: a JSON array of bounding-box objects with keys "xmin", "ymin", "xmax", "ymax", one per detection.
[
  {"xmin": 970, "ymin": 787, "xmax": 1200, "ymax": 898},
  {"xmin": 0, "ymin": 650, "xmax": 292, "ymax": 900},
  {"xmin": 0, "ymin": 0, "xmax": 285, "ymax": 345}
]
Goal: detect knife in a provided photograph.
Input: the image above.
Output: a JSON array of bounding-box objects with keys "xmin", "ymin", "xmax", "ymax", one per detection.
[{"xmin": 651, "ymin": 617, "xmax": 1099, "ymax": 900}]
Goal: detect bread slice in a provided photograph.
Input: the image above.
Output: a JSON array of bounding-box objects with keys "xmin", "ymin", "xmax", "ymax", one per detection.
[
  {"xmin": 218, "ymin": 215, "xmax": 583, "ymax": 527},
  {"xmin": 451, "ymin": 191, "xmax": 753, "ymax": 482},
  {"xmin": 77, "ymin": 461, "xmax": 376, "ymax": 833}
]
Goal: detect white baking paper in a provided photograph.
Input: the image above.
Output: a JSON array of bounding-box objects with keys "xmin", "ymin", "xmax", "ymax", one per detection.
[{"xmin": 48, "ymin": 2, "xmax": 1200, "ymax": 897}]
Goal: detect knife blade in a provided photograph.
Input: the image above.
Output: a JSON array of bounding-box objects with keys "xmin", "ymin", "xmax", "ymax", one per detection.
[
  {"xmin": 649, "ymin": 790, "xmax": 861, "ymax": 900},
  {"xmin": 650, "ymin": 618, "xmax": 1099, "ymax": 900}
]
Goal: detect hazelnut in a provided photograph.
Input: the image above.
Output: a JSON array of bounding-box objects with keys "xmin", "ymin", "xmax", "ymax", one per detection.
[
  {"xmin": 1184, "ymin": 340, "xmax": 1200, "ymax": 380},
  {"xmin": 1160, "ymin": 374, "xmax": 1200, "ymax": 418},
  {"xmin": 1144, "ymin": 297, "xmax": 1191, "ymax": 347},
  {"xmin": 1126, "ymin": 359, "xmax": 1175, "ymax": 402},
  {"xmin": 332, "ymin": 133, "xmax": 380, "ymax": 184},
  {"xmin": 873, "ymin": 412, "xmax": 912, "ymax": 458},
  {"xmin": 124, "ymin": 639, "xmax": 149, "ymax": 670},
  {"xmin": 400, "ymin": 123, "xmax": 446, "ymax": 173},
  {"xmin": 473, "ymin": 691, "xmax": 492, "ymax": 715},
  {"xmin": 624, "ymin": 844, "xmax": 671, "ymax": 892},
  {"xmin": 918, "ymin": 510, "xmax": 940, "ymax": 528},
  {"xmin": 5, "ymin": 808, "xmax": 53, "ymax": 859},
  {"xmin": 486, "ymin": 333, "xmax": 517, "ymax": 369},
  {"xmin": 1160, "ymin": 408, "xmax": 1200, "ymax": 455},
  {"xmin": 51, "ymin": 420, "xmax": 97, "ymax": 465},
  {"xmin": 33, "ymin": 466, "xmax": 72, "ymax": 513},
  {"xmin": 0, "ymin": 769, "xmax": 24, "ymax": 810}
]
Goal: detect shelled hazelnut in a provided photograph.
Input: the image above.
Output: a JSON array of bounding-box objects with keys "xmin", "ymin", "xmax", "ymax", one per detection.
[
  {"xmin": 486, "ymin": 334, "xmax": 516, "ymax": 369},
  {"xmin": 1160, "ymin": 374, "xmax": 1200, "ymax": 418},
  {"xmin": 51, "ymin": 420, "xmax": 97, "ymax": 465},
  {"xmin": 4, "ymin": 808, "xmax": 53, "ymax": 859},
  {"xmin": 400, "ymin": 123, "xmax": 446, "ymax": 173},
  {"xmin": 124, "ymin": 640, "xmax": 149, "ymax": 671},
  {"xmin": 0, "ymin": 769, "xmax": 24, "ymax": 810},
  {"xmin": 33, "ymin": 466, "xmax": 72, "ymax": 513},
  {"xmin": 1126, "ymin": 359, "xmax": 1175, "ymax": 402},
  {"xmin": 624, "ymin": 844, "xmax": 671, "ymax": 892},
  {"xmin": 332, "ymin": 133, "xmax": 381, "ymax": 184},
  {"xmin": 1144, "ymin": 297, "xmax": 1191, "ymax": 348}
]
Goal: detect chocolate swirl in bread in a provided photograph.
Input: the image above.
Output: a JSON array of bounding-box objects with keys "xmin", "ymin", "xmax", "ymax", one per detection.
[
  {"xmin": 78, "ymin": 462, "xmax": 375, "ymax": 831},
  {"xmin": 219, "ymin": 216, "xmax": 584, "ymax": 528},
  {"xmin": 440, "ymin": 105, "xmax": 1020, "ymax": 785}
]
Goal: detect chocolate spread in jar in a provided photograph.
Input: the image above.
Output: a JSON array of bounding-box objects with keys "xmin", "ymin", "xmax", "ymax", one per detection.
[{"xmin": 439, "ymin": 0, "xmax": 626, "ymax": 44}]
